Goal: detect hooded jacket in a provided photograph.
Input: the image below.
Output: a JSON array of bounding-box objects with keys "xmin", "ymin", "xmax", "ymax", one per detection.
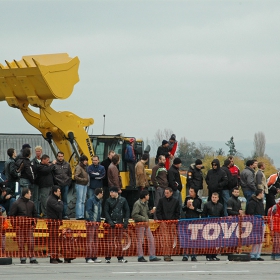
[
  {"xmin": 168, "ymin": 164, "xmax": 182, "ymax": 192},
  {"xmin": 155, "ymin": 145, "xmax": 170, "ymax": 163},
  {"xmin": 186, "ymin": 163, "xmax": 203, "ymax": 191},
  {"xmin": 205, "ymin": 159, "xmax": 228, "ymax": 193}
]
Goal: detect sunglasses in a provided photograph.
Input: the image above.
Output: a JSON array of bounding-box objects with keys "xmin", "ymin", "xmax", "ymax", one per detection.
[{"xmin": 212, "ymin": 163, "xmax": 217, "ymax": 166}]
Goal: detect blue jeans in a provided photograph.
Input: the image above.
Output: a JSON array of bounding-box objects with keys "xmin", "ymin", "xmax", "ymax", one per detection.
[
  {"xmin": 222, "ymin": 190, "xmax": 230, "ymax": 216},
  {"xmin": 87, "ymin": 187, "xmax": 94, "ymax": 200},
  {"xmin": 19, "ymin": 178, "xmax": 31, "ymax": 189},
  {"xmin": 243, "ymin": 189, "xmax": 255, "ymax": 207},
  {"xmin": 0, "ymin": 198, "xmax": 16, "ymax": 215},
  {"xmin": 60, "ymin": 185, "xmax": 69, "ymax": 217},
  {"xmin": 75, "ymin": 184, "xmax": 87, "ymax": 219}
]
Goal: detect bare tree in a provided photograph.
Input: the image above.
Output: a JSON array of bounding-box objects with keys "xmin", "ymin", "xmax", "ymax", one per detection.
[
  {"xmin": 253, "ymin": 131, "xmax": 266, "ymax": 157},
  {"xmin": 198, "ymin": 143, "xmax": 214, "ymax": 158},
  {"xmin": 154, "ymin": 128, "xmax": 174, "ymax": 148}
]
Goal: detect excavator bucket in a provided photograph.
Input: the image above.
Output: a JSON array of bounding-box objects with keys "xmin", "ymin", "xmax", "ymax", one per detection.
[{"xmin": 0, "ymin": 53, "xmax": 79, "ymax": 107}]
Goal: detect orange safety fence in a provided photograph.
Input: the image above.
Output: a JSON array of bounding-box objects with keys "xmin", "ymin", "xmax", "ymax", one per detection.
[{"xmin": 0, "ymin": 216, "xmax": 277, "ymax": 259}]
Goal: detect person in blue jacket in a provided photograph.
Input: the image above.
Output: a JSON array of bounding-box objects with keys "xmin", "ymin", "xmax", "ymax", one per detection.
[
  {"xmin": 85, "ymin": 188, "xmax": 103, "ymax": 263},
  {"xmin": 87, "ymin": 155, "xmax": 105, "ymax": 199}
]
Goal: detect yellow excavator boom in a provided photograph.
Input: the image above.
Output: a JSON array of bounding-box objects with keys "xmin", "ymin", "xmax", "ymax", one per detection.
[{"xmin": 0, "ymin": 53, "xmax": 94, "ymax": 170}]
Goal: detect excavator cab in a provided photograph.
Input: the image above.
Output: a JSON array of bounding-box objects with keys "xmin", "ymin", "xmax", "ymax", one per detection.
[{"xmin": 91, "ymin": 135, "xmax": 146, "ymax": 184}]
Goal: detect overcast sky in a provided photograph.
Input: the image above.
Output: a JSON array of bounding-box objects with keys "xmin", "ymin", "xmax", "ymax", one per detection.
[{"xmin": 1, "ymin": 1, "xmax": 280, "ymax": 153}]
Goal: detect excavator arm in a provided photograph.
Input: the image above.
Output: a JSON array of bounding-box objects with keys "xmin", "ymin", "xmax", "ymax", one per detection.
[{"xmin": 0, "ymin": 53, "xmax": 94, "ymax": 170}]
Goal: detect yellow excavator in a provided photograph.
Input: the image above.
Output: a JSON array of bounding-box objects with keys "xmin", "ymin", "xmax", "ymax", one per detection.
[
  {"xmin": 0, "ymin": 53, "xmax": 186, "ymax": 208},
  {"xmin": 0, "ymin": 53, "xmax": 94, "ymax": 168}
]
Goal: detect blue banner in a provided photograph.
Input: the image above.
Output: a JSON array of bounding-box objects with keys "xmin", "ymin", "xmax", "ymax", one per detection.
[{"xmin": 178, "ymin": 215, "xmax": 264, "ymax": 249}]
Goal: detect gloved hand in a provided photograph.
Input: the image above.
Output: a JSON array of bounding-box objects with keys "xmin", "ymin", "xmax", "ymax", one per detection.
[
  {"xmin": 109, "ymin": 222, "xmax": 115, "ymax": 228},
  {"xmin": 123, "ymin": 223, "xmax": 128, "ymax": 229}
]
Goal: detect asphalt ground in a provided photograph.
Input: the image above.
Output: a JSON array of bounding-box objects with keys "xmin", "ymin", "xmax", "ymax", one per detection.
[{"xmin": 0, "ymin": 255, "xmax": 279, "ymax": 280}]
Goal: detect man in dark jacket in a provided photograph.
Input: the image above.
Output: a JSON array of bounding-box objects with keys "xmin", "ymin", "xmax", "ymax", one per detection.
[
  {"xmin": 206, "ymin": 159, "xmax": 228, "ymax": 205},
  {"xmin": 240, "ymin": 160, "xmax": 257, "ymax": 207},
  {"xmin": 16, "ymin": 148, "xmax": 35, "ymax": 189},
  {"xmin": 202, "ymin": 192, "xmax": 223, "ymax": 261},
  {"xmin": 0, "ymin": 183, "xmax": 16, "ymax": 215},
  {"xmin": 9, "ymin": 187, "xmax": 38, "ymax": 264},
  {"xmin": 36, "ymin": 154, "xmax": 55, "ymax": 218},
  {"xmin": 168, "ymin": 157, "xmax": 183, "ymax": 210},
  {"xmin": 85, "ymin": 188, "xmax": 103, "ymax": 263},
  {"xmin": 182, "ymin": 187, "xmax": 202, "ymax": 261},
  {"xmin": 101, "ymin": 150, "xmax": 115, "ymax": 213},
  {"xmin": 53, "ymin": 151, "xmax": 72, "ymax": 219},
  {"xmin": 4, "ymin": 148, "xmax": 20, "ymax": 195},
  {"xmin": 155, "ymin": 140, "xmax": 170, "ymax": 165},
  {"xmin": 46, "ymin": 185, "xmax": 64, "ymax": 264},
  {"xmin": 245, "ymin": 189, "xmax": 265, "ymax": 261},
  {"xmin": 221, "ymin": 159, "xmax": 234, "ymax": 216},
  {"xmin": 186, "ymin": 159, "xmax": 204, "ymax": 197},
  {"xmin": 87, "ymin": 155, "xmax": 105, "ymax": 199},
  {"xmin": 156, "ymin": 187, "xmax": 180, "ymax": 262},
  {"xmin": 227, "ymin": 187, "xmax": 244, "ymax": 216},
  {"xmin": 30, "ymin": 145, "xmax": 43, "ymax": 216},
  {"xmin": 104, "ymin": 186, "xmax": 130, "ymax": 263},
  {"xmin": 151, "ymin": 155, "xmax": 168, "ymax": 219}
]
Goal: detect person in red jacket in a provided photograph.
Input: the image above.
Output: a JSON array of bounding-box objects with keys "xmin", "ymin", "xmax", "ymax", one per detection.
[
  {"xmin": 228, "ymin": 156, "xmax": 240, "ymax": 187},
  {"xmin": 268, "ymin": 200, "xmax": 280, "ymax": 260}
]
